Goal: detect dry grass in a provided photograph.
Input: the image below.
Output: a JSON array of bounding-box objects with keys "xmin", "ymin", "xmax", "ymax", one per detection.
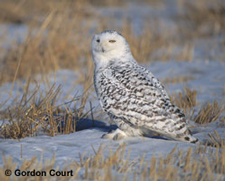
[
  {"xmin": 170, "ymin": 88, "xmax": 225, "ymax": 125},
  {"xmin": 1, "ymin": 0, "xmax": 224, "ymax": 85},
  {"xmin": 221, "ymin": 114, "xmax": 225, "ymax": 127},
  {"xmin": 0, "ymin": 0, "xmax": 106, "ymax": 24},
  {"xmin": 163, "ymin": 75, "xmax": 195, "ymax": 84},
  {"xmin": 177, "ymin": 0, "xmax": 225, "ymax": 38},
  {"xmin": 194, "ymin": 101, "xmax": 225, "ymax": 124},
  {"xmin": 0, "ymin": 1, "xmax": 225, "ymax": 179},
  {"xmin": 170, "ymin": 87, "xmax": 197, "ymax": 117},
  {"xmin": 0, "ymin": 0, "xmax": 96, "ymax": 85},
  {"xmin": 176, "ymin": 0, "xmax": 225, "ymax": 61},
  {"xmin": 0, "ymin": 143, "xmax": 225, "ymax": 180},
  {"xmin": 0, "ymin": 81, "xmax": 92, "ymax": 139},
  {"xmin": 207, "ymin": 130, "xmax": 225, "ymax": 147},
  {"xmin": 223, "ymin": 85, "xmax": 225, "ymax": 95}
]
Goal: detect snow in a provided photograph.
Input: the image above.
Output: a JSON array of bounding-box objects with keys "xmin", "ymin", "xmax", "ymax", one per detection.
[
  {"xmin": 148, "ymin": 60, "xmax": 225, "ymax": 104},
  {"xmin": 0, "ymin": 26, "xmax": 225, "ymax": 180},
  {"xmin": 0, "ymin": 1, "xmax": 225, "ymax": 179},
  {"xmin": 0, "ymin": 59, "xmax": 224, "ymax": 170},
  {"xmin": 0, "ymin": 123, "xmax": 198, "ymax": 167}
]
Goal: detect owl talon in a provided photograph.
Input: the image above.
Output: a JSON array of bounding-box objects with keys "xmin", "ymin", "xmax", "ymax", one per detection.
[
  {"xmin": 101, "ymin": 133, "xmax": 113, "ymax": 139},
  {"xmin": 101, "ymin": 130, "xmax": 116, "ymax": 139},
  {"xmin": 101, "ymin": 129, "xmax": 127, "ymax": 140},
  {"xmin": 112, "ymin": 133, "xmax": 126, "ymax": 140}
]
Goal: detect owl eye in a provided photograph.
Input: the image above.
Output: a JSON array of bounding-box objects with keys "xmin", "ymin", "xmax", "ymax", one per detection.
[{"xmin": 109, "ymin": 40, "xmax": 116, "ymax": 43}]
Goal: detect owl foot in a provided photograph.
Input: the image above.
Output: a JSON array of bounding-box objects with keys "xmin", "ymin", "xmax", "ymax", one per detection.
[{"xmin": 102, "ymin": 129, "xmax": 127, "ymax": 140}]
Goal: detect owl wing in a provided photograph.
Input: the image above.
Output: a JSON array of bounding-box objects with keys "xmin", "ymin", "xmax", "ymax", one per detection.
[{"xmin": 98, "ymin": 63, "xmax": 188, "ymax": 136}]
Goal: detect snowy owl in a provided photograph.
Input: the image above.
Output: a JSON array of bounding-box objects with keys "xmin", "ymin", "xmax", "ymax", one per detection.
[{"xmin": 91, "ymin": 30, "xmax": 198, "ymax": 143}]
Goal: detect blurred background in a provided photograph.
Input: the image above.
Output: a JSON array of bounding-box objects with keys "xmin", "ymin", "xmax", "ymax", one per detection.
[
  {"xmin": 0, "ymin": 0, "xmax": 224, "ymax": 85},
  {"xmin": 0, "ymin": 0, "xmax": 225, "ymax": 138}
]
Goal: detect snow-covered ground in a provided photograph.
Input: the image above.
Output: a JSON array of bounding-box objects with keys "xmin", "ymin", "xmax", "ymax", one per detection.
[
  {"xmin": 0, "ymin": 59, "xmax": 224, "ymax": 169},
  {"xmin": 0, "ymin": 1, "xmax": 225, "ymax": 179}
]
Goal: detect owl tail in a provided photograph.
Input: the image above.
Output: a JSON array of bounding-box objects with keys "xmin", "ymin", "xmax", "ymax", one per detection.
[
  {"xmin": 178, "ymin": 134, "xmax": 198, "ymax": 143},
  {"xmin": 173, "ymin": 128, "xmax": 198, "ymax": 143}
]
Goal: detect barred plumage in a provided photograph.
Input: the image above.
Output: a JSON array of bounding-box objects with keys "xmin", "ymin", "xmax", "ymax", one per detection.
[{"xmin": 91, "ymin": 30, "xmax": 198, "ymax": 143}]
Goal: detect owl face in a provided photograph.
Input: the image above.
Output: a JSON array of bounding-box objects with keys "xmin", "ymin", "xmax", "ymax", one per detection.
[{"xmin": 91, "ymin": 31, "xmax": 130, "ymax": 65}]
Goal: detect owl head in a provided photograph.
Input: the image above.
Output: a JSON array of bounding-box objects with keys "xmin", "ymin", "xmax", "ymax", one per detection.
[{"xmin": 91, "ymin": 30, "xmax": 132, "ymax": 66}]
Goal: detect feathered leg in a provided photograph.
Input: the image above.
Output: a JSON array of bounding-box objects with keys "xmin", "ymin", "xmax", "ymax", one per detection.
[{"xmin": 102, "ymin": 117, "xmax": 142, "ymax": 140}]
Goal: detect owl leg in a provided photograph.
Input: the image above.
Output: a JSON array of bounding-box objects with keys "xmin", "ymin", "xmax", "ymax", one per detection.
[{"xmin": 102, "ymin": 118, "xmax": 142, "ymax": 140}]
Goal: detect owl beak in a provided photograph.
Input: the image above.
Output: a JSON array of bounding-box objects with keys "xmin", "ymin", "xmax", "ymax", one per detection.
[{"xmin": 101, "ymin": 48, "xmax": 105, "ymax": 53}]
